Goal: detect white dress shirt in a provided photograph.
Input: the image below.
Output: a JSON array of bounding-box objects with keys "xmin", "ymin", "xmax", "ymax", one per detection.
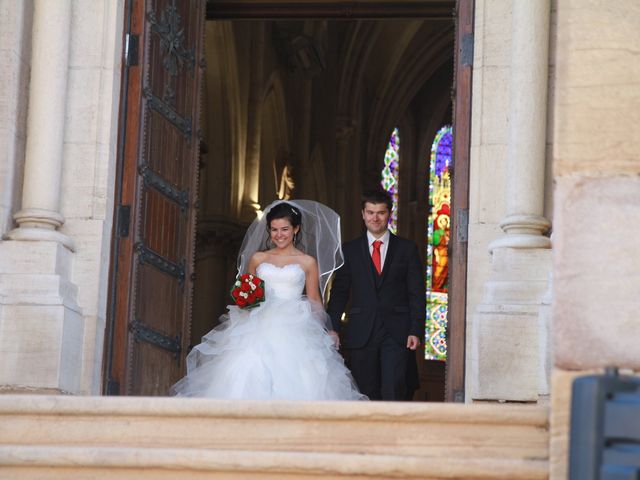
[{"xmin": 367, "ymin": 230, "xmax": 390, "ymax": 271}]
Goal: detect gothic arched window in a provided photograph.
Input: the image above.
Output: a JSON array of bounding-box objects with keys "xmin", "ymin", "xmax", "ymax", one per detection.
[
  {"xmin": 425, "ymin": 125, "xmax": 453, "ymax": 361},
  {"xmin": 380, "ymin": 128, "xmax": 400, "ymax": 233}
]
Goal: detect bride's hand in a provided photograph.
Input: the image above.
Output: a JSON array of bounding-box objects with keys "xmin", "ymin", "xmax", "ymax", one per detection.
[{"xmin": 328, "ymin": 330, "xmax": 340, "ymax": 349}]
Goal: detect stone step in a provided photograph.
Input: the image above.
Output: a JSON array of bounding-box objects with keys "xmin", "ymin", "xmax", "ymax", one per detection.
[
  {"xmin": 0, "ymin": 395, "xmax": 549, "ymax": 479},
  {"xmin": 0, "ymin": 445, "xmax": 548, "ymax": 479}
]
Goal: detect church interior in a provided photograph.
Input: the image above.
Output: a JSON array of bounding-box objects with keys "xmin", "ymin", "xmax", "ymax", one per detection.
[{"xmin": 192, "ymin": 18, "xmax": 455, "ymax": 401}]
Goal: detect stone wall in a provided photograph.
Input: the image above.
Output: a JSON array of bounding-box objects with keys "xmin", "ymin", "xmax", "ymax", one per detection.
[
  {"xmin": 466, "ymin": 0, "xmax": 512, "ymax": 387},
  {"xmin": 59, "ymin": 0, "xmax": 123, "ymax": 394},
  {"xmin": 0, "ymin": 1, "xmax": 124, "ymax": 395},
  {"xmin": 466, "ymin": 0, "xmax": 554, "ymax": 401},
  {"xmin": 549, "ymin": 0, "xmax": 640, "ymax": 477}
]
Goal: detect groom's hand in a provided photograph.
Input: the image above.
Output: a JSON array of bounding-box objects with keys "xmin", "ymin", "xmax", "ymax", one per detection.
[
  {"xmin": 406, "ymin": 335, "xmax": 420, "ymax": 350},
  {"xmin": 328, "ymin": 330, "xmax": 340, "ymax": 348}
]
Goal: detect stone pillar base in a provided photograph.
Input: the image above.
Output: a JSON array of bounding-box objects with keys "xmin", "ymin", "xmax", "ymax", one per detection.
[
  {"xmin": 4, "ymin": 226, "xmax": 75, "ymax": 252},
  {"xmin": 0, "ymin": 241, "xmax": 82, "ymax": 394},
  {"xmin": 470, "ymin": 247, "xmax": 551, "ymax": 401}
]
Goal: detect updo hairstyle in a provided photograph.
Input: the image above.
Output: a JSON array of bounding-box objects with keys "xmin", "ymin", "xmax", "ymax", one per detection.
[{"xmin": 265, "ymin": 202, "xmax": 302, "ymax": 230}]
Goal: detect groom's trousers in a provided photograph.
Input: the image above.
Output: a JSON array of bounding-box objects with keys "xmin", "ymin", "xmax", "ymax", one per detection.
[{"xmin": 347, "ymin": 325, "xmax": 409, "ymax": 401}]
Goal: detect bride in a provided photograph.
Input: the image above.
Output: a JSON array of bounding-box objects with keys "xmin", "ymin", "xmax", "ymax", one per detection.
[{"xmin": 171, "ymin": 200, "xmax": 366, "ymax": 400}]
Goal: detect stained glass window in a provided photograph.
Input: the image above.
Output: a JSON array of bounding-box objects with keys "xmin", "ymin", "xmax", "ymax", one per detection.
[
  {"xmin": 380, "ymin": 128, "xmax": 400, "ymax": 233},
  {"xmin": 425, "ymin": 125, "xmax": 453, "ymax": 361}
]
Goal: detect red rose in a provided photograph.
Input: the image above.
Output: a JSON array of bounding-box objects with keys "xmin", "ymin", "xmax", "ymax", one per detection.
[{"xmin": 229, "ymin": 274, "xmax": 265, "ymax": 309}]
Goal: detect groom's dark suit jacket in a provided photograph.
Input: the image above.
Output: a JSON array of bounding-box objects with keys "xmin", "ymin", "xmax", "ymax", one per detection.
[{"xmin": 327, "ymin": 233, "xmax": 425, "ymax": 349}]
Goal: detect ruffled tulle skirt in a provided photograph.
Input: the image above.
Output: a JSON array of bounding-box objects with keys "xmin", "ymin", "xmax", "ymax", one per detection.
[{"xmin": 170, "ymin": 296, "xmax": 367, "ymax": 401}]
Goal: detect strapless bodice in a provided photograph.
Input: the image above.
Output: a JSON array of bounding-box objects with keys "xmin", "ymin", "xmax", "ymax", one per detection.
[{"xmin": 256, "ymin": 263, "xmax": 306, "ymax": 301}]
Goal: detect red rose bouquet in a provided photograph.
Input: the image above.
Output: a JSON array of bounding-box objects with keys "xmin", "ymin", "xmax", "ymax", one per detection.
[{"xmin": 230, "ymin": 273, "xmax": 265, "ymax": 309}]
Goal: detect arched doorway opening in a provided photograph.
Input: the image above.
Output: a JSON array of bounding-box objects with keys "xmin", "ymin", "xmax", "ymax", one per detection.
[{"xmin": 105, "ymin": 0, "xmax": 473, "ymax": 401}]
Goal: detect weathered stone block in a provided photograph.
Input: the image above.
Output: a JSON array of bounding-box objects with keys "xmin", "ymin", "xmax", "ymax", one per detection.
[
  {"xmin": 471, "ymin": 308, "xmax": 541, "ymax": 401},
  {"xmin": 553, "ymin": 176, "xmax": 640, "ymax": 369},
  {"xmin": 0, "ymin": 240, "xmax": 83, "ymax": 393},
  {"xmin": 0, "ymin": 304, "xmax": 83, "ymax": 393}
]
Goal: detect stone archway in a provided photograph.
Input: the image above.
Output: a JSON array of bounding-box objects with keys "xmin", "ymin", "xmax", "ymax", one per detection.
[{"xmin": 106, "ymin": 0, "xmax": 473, "ymax": 401}]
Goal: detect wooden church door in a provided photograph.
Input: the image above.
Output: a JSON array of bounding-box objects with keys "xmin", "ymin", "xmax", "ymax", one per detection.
[{"xmin": 105, "ymin": 0, "xmax": 205, "ymax": 395}]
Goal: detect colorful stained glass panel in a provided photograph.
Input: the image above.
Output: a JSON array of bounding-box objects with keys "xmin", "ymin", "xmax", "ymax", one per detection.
[
  {"xmin": 380, "ymin": 128, "xmax": 400, "ymax": 233},
  {"xmin": 425, "ymin": 125, "xmax": 453, "ymax": 361}
]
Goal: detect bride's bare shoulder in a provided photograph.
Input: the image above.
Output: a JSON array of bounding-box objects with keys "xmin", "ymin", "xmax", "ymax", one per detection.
[
  {"xmin": 252, "ymin": 251, "xmax": 268, "ymax": 261},
  {"xmin": 298, "ymin": 253, "xmax": 318, "ymax": 268},
  {"xmin": 249, "ymin": 251, "xmax": 269, "ymax": 270}
]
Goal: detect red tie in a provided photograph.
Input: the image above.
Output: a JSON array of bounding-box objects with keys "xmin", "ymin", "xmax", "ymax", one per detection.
[{"xmin": 372, "ymin": 240, "xmax": 383, "ymax": 274}]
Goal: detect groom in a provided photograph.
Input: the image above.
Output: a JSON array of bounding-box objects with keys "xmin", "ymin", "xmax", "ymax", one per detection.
[{"xmin": 328, "ymin": 190, "xmax": 425, "ymax": 400}]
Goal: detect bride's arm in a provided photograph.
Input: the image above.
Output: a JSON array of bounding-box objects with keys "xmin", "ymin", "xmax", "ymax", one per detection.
[
  {"xmin": 304, "ymin": 258, "xmax": 322, "ymax": 304},
  {"xmin": 305, "ymin": 256, "xmax": 340, "ymax": 347}
]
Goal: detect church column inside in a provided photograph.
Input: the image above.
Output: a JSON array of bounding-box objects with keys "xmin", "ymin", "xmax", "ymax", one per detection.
[
  {"xmin": 241, "ymin": 24, "xmax": 265, "ymax": 219},
  {"xmin": 0, "ymin": 0, "xmax": 82, "ymax": 394},
  {"xmin": 335, "ymin": 117, "xmax": 357, "ymax": 237},
  {"xmin": 470, "ymin": 0, "xmax": 552, "ymax": 401}
]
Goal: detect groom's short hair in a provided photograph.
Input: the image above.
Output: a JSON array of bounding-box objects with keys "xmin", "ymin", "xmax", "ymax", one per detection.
[{"xmin": 361, "ymin": 190, "xmax": 392, "ymax": 211}]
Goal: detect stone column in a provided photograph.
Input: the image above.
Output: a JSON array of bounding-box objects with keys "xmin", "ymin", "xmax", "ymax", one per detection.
[
  {"xmin": 5, "ymin": 0, "xmax": 74, "ymax": 250},
  {"xmin": 489, "ymin": 0, "xmax": 551, "ymax": 252},
  {"xmin": 0, "ymin": 0, "xmax": 82, "ymax": 394},
  {"xmin": 471, "ymin": 0, "xmax": 552, "ymax": 401}
]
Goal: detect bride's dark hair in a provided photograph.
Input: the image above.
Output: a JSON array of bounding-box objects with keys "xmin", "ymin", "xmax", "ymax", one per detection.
[
  {"xmin": 265, "ymin": 202, "xmax": 302, "ymax": 248},
  {"xmin": 236, "ymin": 200, "xmax": 343, "ymax": 297},
  {"xmin": 266, "ymin": 202, "xmax": 302, "ymax": 229}
]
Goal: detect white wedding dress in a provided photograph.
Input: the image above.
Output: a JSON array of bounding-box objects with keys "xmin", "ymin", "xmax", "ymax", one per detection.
[{"xmin": 171, "ymin": 262, "xmax": 366, "ymax": 400}]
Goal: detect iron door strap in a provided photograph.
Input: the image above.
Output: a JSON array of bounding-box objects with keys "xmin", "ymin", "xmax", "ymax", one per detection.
[
  {"xmin": 130, "ymin": 320, "xmax": 181, "ymax": 356},
  {"xmin": 135, "ymin": 242, "xmax": 185, "ymax": 286},
  {"xmin": 143, "ymin": 87, "xmax": 193, "ymax": 138},
  {"xmin": 138, "ymin": 164, "xmax": 189, "ymax": 210}
]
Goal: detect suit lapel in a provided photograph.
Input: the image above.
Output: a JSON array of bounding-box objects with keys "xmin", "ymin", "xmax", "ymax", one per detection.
[{"xmin": 359, "ymin": 235, "xmax": 377, "ymax": 293}]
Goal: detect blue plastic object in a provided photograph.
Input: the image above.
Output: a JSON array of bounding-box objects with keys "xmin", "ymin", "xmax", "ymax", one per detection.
[{"xmin": 569, "ymin": 368, "xmax": 640, "ymax": 480}]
